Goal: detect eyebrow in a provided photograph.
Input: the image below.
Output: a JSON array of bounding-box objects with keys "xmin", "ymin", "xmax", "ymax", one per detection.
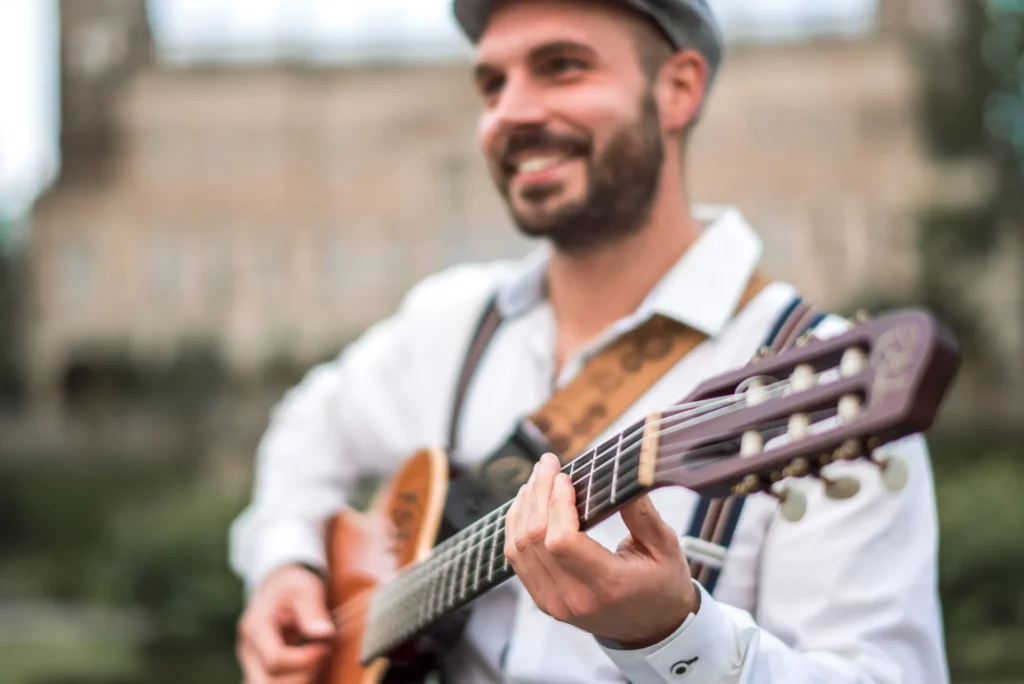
[{"xmin": 474, "ymin": 39, "xmax": 598, "ymax": 83}]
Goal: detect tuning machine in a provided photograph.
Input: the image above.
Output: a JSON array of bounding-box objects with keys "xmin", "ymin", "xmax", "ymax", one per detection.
[
  {"xmin": 804, "ymin": 456, "xmax": 862, "ymax": 501},
  {"xmin": 771, "ymin": 480, "xmax": 808, "ymax": 522},
  {"xmin": 871, "ymin": 452, "xmax": 909, "ymax": 492}
]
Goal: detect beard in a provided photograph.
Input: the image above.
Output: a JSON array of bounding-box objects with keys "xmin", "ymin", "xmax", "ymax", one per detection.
[{"xmin": 496, "ymin": 89, "xmax": 665, "ymax": 254}]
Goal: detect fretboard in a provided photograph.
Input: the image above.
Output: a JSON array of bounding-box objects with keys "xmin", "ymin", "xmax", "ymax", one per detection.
[{"xmin": 359, "ymin": 417, "xmax": 650, "ymax": 663}]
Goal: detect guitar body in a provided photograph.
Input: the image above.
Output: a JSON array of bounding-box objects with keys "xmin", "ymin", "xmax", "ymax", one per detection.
[{"xmin": 319, "ymin": 447, "xmax": 460, "ymax": 684}]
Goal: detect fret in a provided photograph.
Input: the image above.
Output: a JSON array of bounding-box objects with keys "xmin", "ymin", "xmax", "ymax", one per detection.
[
  {"xmin": 438, "ymin": 549, "xmax": 455, "ymax": 617},
  {"xmin": 610, "ymin": 432, "xmax": 624, "ymax": 505},
  {"xmin": 446, "ymin": 538, "xmax": 463, "ymax": 612},
  {"xmin": 460, "ymin": 524, "xmax": 479, "ymax": 602},
  {"xmin": 584, "ymin": 449, "xmax": 597, "ymax": 521},
  {"xmin": 474, "ymin": 516, "xmax": 494, "ymax": 591},
  {"xmin": 424, "ymin": 567, "xmax": 438, "ymax": 622},
  {"xmin": 487, "ymin": 513, "xmax": 500, "ymax": 581}
]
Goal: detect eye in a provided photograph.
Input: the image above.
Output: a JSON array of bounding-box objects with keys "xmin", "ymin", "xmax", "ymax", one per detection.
[
  {"xmin": 478, "ymin": 74, "xmax": 505, "ymax": 98},
  {"xmin": 545, "ymin": 56, "xmax": 587, "ymax": 76}
]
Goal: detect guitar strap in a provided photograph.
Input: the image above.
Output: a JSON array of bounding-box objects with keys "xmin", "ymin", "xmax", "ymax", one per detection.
[
  {"xmin": 443, "ymin": 271, "xmax": 769, "ymax": 527},
  {"xmin": 446, "ymin": 272, "xmax": 825, "ymax": 595}
]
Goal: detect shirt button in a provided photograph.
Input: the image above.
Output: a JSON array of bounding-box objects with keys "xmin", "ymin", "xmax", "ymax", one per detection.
[{"xmin": 670, "ymin": 657, "xmax": 699, "ymax": 677}]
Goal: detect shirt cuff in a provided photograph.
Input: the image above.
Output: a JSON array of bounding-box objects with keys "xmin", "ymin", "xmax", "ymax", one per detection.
[
  {"xmin": 248, "ymin": 518, "xmax": 328, "ymax": 594},
  {"xmin": 596, "ymin": 582, "xmax": 744, "ymax": 684}
]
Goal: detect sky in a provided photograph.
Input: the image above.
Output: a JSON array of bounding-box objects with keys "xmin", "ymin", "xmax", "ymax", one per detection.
[{"xmin": 0, "ymin": 0, "xmax": 876, "ymax": 220}]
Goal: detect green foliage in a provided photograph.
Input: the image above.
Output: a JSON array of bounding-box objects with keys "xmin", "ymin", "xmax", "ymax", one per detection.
[
  {"xmin": 0, "ymin": 245, "xmax": 24, "ymax": 407},
  {"xmin": 0, "ymin": 457, "xmax": 246, "ymax": 684},
  {"xmin": 930, "ymin": 432, "xmax": 1024, "ymax": 679},
  {"xmin": 61, "ymin": 342, "xmax": 233, "ymax": 416}
]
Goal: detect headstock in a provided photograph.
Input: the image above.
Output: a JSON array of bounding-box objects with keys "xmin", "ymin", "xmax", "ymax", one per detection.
[{"xmin": 643, "ymin": 309, "xmax": 960, "ymax": 520}]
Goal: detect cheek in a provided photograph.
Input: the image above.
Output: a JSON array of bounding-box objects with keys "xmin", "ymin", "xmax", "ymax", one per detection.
[{"xmin": 477, "ymin": 113, "xmax": 503, "ymax": 162}]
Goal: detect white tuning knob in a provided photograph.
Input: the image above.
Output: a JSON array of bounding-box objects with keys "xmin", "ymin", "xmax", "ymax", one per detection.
[
  {"xmin": 875, "ymin": 453, "xmax": 910, "ymax": 492},
  {"xmin": 823, "ymin": 475, "xmax": 861, "ymax": 500},
  {"xmin": 774, "ymin": 482, "xmax": 808, "ymax": 522}
]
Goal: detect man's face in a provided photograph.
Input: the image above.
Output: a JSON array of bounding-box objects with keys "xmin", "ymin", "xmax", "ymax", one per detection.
[{"xmin": 473, "ymin": 0, "xmax": 666, "ymax": 253}]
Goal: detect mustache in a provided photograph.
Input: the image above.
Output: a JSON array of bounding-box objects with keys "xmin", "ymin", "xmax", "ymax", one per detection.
[{"xmin": 499, "ymin": 127, "xmax": 591, "ymax": 173}]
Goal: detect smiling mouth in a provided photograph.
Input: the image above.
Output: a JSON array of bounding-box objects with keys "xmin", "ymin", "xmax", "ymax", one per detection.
[{"xmin": 506, "ymin": 153, "xmax": 582, "ymax": 183}]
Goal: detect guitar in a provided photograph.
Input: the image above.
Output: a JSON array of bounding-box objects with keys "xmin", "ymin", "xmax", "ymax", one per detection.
[{"xmin": 317, "ymin": 309, "xmax": 960, "ymax": 683}]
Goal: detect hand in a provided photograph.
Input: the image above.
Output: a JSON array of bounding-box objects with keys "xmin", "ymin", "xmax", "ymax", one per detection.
[
  {"xmin": 237, "ymin": 564, "xmax": 337, "ymax": 684},
  {"xmin": 504, "ymin": 453, "xmax": 700, "ymax": 648}
]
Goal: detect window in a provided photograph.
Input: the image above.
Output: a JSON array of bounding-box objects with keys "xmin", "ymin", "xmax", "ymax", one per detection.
[
  {"xmin": 58, "ymin": 234, "xmax": 94, "ymax": 306},
  {"xmin": 148, "ymin": 230, "xmax": 184, "ymax": 302}
]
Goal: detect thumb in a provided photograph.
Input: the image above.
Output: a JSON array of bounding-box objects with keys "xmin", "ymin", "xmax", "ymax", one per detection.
[
  {"xmin": 619, "ymin": 494, "xmax": 674, "ymax": 554},
  {"xmin": 288, "ymin": 587, "xmax": 336, "ymax": 639}
]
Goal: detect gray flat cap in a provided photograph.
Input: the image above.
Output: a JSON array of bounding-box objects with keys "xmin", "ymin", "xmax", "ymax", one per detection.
[{"xmin": 452, "ymin": 0, "xmax": 724, "ymax": 84}]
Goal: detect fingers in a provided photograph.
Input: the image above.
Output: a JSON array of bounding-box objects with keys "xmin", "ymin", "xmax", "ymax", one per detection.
[
  {"xmin": 521, "ymin": 453, "xmax": 558, "ymax": 539},
  {"xmin": 619, "ymin": 494, "xmax": 678, "ymax": 556},
  {"xmin": 289, "ymin": 587, "xmax": 337, "ymax": 642},
  {"xmin": 238, "ymin": 568, "xmax": 334, "ymax": 682},
  {"xmin": 240, "ymin": 639, "xmax": 321, "ymax": 684},
  {"xmin": 239, "ymin": 640, "xmax": 267, "ymax": 684},
  {"xmin": 545, "ymin": 471, "xmax": 612, "ymax": 577},
  {"xmin": 505, "ymin": 457, "xmax": 564, "ymax": 610},
  {"xmin": 248, "ymin": 611, "xmax": 328, "ymax": 676}
]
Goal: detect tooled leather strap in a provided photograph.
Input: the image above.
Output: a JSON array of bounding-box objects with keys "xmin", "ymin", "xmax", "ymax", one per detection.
[
  {"xmin": 446, "ymin": 271, "xmax": 772, "ymax": 466},
  {"xmin": 529, "ymin": 271, "xmax": 770, "ymax": 463}
]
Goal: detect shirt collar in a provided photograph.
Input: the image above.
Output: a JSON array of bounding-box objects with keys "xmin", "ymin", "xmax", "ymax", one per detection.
[{"xmin": 495, "ymin": 204, "xmax": 763, "ymax": 338}]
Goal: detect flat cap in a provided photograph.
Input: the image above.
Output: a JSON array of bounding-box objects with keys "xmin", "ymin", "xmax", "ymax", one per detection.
[{"xmin": 452, "ymin": 0, "xmax": 725, "ymax": 85}]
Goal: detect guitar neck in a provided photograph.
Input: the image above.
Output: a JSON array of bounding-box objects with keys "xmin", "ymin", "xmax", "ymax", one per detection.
[{"xmin": 360, "ymin": 418, "xmax": 651, "ymax": 663}]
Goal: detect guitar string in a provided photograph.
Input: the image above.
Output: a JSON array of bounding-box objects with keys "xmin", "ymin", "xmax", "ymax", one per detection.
[
  {"xmin": 334, "ymin": 366, "xmax": 843, "ymax": 636},
  {"xmin": 333, "ymin": 409, "xmax": 835, "ymax": 640},
  {"xmin": 342, "ymin": 368, "xmax": 839, "ymax": 631},
  {"xmin": 354, "ymin": 381, "xmax": 783, "ymax": 620},
  {"xmin": 419, "ymin": 371, "xmax": 800, "ymax": 563},
  {"xmin": 397, "ymin": 367, "xmax": 814, "ymax": 578},
  {"xmin": 337, "ymin": 409, "xmax": 842, "ymax": 652}
]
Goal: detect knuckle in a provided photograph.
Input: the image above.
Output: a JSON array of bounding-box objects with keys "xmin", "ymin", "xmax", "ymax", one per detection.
[
  {"xmin": 542, "ymin": 600, "xmax": 571, "ymax": 622},
  {"xmin": 524, "ymin": 524, "xmax": 546, "ymax": 546},
  {"xmin": 514, "ymin": 534, "xmax": 530, "ymax": 554},
  {"xmin": 544, "ymin": 531, "xmax": 573, "ymax": 556},
  {"xmin": 564, "ymin": 591, "xmax": 596, "ymax": 619}
]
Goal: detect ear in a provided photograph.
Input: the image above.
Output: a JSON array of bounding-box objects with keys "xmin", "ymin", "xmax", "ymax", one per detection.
[{"xmin": 654, "ymin": 49, "xmax": 708, "ymax": 135}]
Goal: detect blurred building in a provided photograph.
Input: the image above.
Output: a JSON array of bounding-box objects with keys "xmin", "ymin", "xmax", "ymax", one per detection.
[{"xmin": 24, "ymin": 0, "xmax": 990, "ymax": 410}]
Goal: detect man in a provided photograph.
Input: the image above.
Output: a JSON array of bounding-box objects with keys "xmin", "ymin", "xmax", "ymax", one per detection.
[{"xmin": 230, "ymin": 0, "xmax": 949, "ymax": 682}]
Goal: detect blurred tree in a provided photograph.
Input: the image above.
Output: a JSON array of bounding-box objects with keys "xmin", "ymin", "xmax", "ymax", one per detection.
[
  {"xmin": 0, "ymin": 228, "xmax": 24, "ymax": 407},
  {"xmin": 917, "ymin": 0, "xmax": 1023, "ymax": 359},
  {"xmin": 914, "ymin": 4, "xmax": 1024, "ymax": 681}
]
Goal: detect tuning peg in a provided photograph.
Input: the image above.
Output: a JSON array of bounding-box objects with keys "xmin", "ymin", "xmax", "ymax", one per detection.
[
  {"xmin": 772, "ymin": 482, "xmax": 808, "ymax": 522},
  {"xmin": 838, "ymin": 394, "xmax": 862, "ymax": 423},
  {"xmin": 790, "ymin": 364, "xmax": 816, "ymax": 392},
  {"xmin": 840, "ymin": 347, "xmax": 866, "ymax": 377},
  {"xmin": 873, "ymin": 453, "xmax": 909, "ymax": 492},
  {"xmin": 788, "ymin": 413, "xmax": 810, "ymax": 440},
  {"xmin": 822, "ymin": 475, "xmax": 862, "ymax": 500}
]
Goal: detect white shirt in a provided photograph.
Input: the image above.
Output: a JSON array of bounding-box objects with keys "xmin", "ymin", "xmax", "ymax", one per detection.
[{"xmin": 229, "ymin": 206, "xmax": 949, "ymax": 684}]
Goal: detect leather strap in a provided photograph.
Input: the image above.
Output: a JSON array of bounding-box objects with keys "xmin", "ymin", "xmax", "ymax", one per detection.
[
  {"xmin": 447, "ymin": 271, "xmax": 771, "ymax": 463},
  {"xmin": 447, "ymin": 295, "xmax": 503, "ymax": 452},
  {"xmin": 531, "ymin": 273, "xmax": 771, "ymax": 463}
]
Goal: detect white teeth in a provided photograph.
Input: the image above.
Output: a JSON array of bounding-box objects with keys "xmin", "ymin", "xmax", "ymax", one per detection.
[{"xmin": 517, "ymin": 156, "xmax": 563, "ymax": 174}]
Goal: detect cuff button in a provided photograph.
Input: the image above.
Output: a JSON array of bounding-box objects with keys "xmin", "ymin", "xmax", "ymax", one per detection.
[{"xmin": 671, "ymin": 657, "xmax": 698, "ymax": 677}]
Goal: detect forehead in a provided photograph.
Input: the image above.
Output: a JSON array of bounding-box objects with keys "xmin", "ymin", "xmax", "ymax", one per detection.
[{"xmin": 475, "ymin": 0, "xmax": 640, "ymax": 64}]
